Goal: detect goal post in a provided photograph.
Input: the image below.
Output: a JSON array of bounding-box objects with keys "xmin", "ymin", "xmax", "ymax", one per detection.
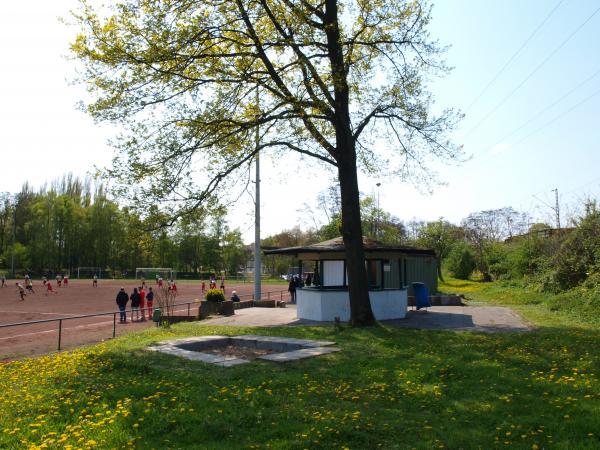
[
  {"xmin": 135, "ymin": 268, "xmax": 175, "ymax": 281},
  {"xmin": 77, "ymin": 267, "xmax": 102, "ymax": 279}
]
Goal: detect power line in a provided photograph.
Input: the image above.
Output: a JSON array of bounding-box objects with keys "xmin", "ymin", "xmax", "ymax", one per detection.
[
  {"xmin": 464, "ymin": 0, "xmax": 565, "ymax": 114},
  {"xmin": 463, "ymin": 3, "xmax": 600, "ymax": 139},
  {"xmin": 484, "ymin": 66, "xmax": 600, "ymax": 152},
  {"xmin": 467, "ymin": 86, "xmax": 600, "ymax": 168}
]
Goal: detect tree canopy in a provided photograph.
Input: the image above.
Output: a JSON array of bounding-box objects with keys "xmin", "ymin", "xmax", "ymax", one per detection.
[{"xmin": 72, "ymin": 0, "xmax": 462, "ymax": 324}]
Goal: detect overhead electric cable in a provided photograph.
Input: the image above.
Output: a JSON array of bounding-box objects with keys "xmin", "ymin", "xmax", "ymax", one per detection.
[
  {"xmin": 463, "ymin": 4, "xmax": 600, "ymax": 138},
  {"xmin": 468, "ymin": 86, "xmax": 600, "ymax": 168},
  {"xmin": 485, "ymin": 66, "xmax": 600, "ymax": 151},
  {"xmin": 464, "ymin": 0, "xmax": 565, "ymax": 114}
]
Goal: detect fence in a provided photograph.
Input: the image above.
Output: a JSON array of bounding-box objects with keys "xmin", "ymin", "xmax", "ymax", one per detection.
[{"xmin": 0, "ymin": 289, "xmax": 290, "ymax": 354}]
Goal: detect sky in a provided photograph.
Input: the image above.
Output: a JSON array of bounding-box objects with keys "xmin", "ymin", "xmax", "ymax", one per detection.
[{"xmin": 0, "ymin": 0, "xmax": 599, "ymax": 243}]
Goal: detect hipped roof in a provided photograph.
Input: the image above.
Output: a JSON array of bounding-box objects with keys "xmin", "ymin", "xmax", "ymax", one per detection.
[{"xmin": 263, "ymin": 236, "xmax": 436, "ymax": 257}]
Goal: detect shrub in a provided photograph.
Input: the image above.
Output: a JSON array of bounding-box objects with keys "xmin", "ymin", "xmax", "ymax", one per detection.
[
  {"xmin": 446, "ymin": 242, "xmax": 476, "ymax": 280},
  {"xmin": 205, "ymin": 288, "xmax": 225, "ymax": 302}
]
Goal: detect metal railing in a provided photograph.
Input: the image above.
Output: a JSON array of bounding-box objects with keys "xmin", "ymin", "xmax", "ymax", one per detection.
[{"xmin": 0, "ymin": 289, "xmax": 290, "ymax": 353}]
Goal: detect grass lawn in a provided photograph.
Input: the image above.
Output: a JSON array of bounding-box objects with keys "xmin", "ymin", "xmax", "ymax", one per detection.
[{"xmin": 2, "ymin": 316, "xmax": 600, "ymax": 449}]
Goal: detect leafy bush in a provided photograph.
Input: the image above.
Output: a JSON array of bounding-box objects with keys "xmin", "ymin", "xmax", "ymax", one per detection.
[
  {"xmin": 445, "ymin": 242, "xmax": 476, "ymax": 280},
  {"xmin": 205, "ymin": 288, "xmax": 225, "ymax": 302},
  {"xmin": 546, "ymin": 202, "xmax": 600, "ymax": 291}
]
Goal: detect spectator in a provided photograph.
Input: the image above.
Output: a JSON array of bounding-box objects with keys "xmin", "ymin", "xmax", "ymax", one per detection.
[
  {"xmin": 146, "ymin": 287, "xmax": 154, "ymax": 320},
  {"xmin": 288, "ymin": 278, "xmax": 297, "ymax": 304},
  {"xmin": 130, "ymin": 287, "xmax": 141, "ymax": 321},
  {"xmin": 116, "ymin": 287, "xmax": 129, "ymax": 323},
  {"xmin": 138, "ymin": 286, "xmax": 146, "ymax": 321},
  {"xmin": 231, "ymin": 290, "xmax": 240, "ymax": 302},
  {"xmin": 305, "ymin": 273, "xmax": 312, "ymax": 286}
]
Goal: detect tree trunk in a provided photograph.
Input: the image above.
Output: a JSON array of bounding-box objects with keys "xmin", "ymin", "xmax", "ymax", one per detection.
[{"xmin": 338, "ymin": 147, "xmax": 375, "ymax": 326}]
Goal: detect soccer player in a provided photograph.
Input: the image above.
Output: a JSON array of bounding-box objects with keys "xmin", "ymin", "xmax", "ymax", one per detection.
[
  {"xmin": 56, "ymin": 274, "xmax": 62, "ymax": 288},
  {"xmin": 158, "ymin": 277, "xmax": 163, "ymax": 288},
  {"xmin": 1, "ymin": 273, "xmax": 6, "ymax": 288},
  {"xmin": 16, "ymin": 282, "xmax": 26, "ymax": 301},
  {"xmin": 46, "ymin": 281, "xmax": 57, "ymax": 296},
  {"xmin": 169, "ymin": 280, "xmax": 178, "ymax": 296},
  {"xmin": 42, "ymin": 276, "xmax": 48, "ymax": 286},
  {"xmin": 201, "ymin": 281, "xmax": 206, "ymax": 294},
  {"xmin": 220, "ymin": 276, "xmax": 225, "ymax": 293},
  {"xmin": 93, "ymin": 274, "xmax": 98, "ymax": 288},
  {"xmin": 63, "ymin": 275, "xmax": 69, "ymax": 287},
  {"xmin": 25, "ymin": 277, "xmax": 35, "ymax": 294}
]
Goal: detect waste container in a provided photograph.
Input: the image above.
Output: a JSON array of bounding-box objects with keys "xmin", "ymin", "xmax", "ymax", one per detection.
[
  {"xmin": 152, "ymin": 308, "xmax": 161, "ymax": 323},
  {"xmin": 412, "ymin": 282, "xmax": 430, "ymax": 310}
]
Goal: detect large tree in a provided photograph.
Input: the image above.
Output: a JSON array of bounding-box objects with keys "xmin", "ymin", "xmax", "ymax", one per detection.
[{"xmin": 72, "ymin": 0, "xmax": 461, "ymax": 325}]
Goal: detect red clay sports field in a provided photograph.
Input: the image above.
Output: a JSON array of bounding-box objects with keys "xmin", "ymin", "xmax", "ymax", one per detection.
[{"xmin": 0, "ymin": 278, "xmax": 290, "ymax": 361}]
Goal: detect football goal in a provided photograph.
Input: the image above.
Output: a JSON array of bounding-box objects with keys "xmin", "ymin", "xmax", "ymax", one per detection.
[
  {"xmin": 135, "ymin": 268, "xmax": 175, "ymax": 281},
  {"xmin": 77, "ymin": 267, "xmax": 102, "ymax": 279}
]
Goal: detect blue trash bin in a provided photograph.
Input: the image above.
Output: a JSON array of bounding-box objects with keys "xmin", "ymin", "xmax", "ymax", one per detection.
[{"xmin": 412, "ymin": 282, "xmax": 431, "ymax": 310}]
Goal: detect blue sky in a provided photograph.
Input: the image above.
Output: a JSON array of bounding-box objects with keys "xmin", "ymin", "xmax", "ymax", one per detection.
[{"xmin": 0, "ymin": 0, "xmax": 598, "ymax": 241}]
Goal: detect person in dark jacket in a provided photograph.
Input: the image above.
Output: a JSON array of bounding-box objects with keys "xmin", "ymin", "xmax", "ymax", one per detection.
[
  {"xmin": 231, "ymin": 290, "xmax": 240, "ymax": 302},
  {"xmin": 116, "ymin": 287, "xmax": 129, "ymax": 323},
  {"xmin": 130, "ymin": 287, "xmax": 141, "ymax": 321},
  {"xmin": 288, "ymin": 278, "xmax": 297, "ymax": 304}
]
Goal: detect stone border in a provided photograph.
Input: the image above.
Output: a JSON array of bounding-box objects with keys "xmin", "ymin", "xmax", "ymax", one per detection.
[{"xmin": 147, "ymin": 335, "xmax": 339, "ymax": 367}]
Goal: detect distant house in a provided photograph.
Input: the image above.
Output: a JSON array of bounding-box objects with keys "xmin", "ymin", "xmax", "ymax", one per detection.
[{"xmin": 264, "ymin": 237, "xmax": 437, "ymax": 321}]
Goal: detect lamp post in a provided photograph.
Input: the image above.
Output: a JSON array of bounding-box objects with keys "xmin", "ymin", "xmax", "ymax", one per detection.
[
  {"xmin": 376, "ymin": 182, "xmax": 381, "ymax": 238},
  {"xmin": 254, "ymin": 84, "xmax": 261, "ymax": 301}
]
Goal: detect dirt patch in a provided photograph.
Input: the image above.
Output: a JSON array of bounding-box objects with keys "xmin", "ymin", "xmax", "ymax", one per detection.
[{"xmin": 200, "ymin": 344, "xmax": 279, "ymax": 359}]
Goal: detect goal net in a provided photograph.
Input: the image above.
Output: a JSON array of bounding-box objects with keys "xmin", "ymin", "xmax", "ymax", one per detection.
[
  {"xmin": 135, "ymin": 268, "xmax": 175, "ymax": 281},
  {"xmin": 77, "ymin": 267, "xmax": 102, "ymax": 279}
]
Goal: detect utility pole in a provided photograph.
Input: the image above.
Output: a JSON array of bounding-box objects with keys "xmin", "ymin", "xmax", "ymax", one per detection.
[
  {"xmin": 552, "ymin": 188, "xmax": 560, "ymax": 229},
  {"xmin": 376, "ymin": 182, "xmax": 381, "ymax": 238},
  {"xmin": 254, "ymin": 85, "xmax": 261, "ymax": 301}
]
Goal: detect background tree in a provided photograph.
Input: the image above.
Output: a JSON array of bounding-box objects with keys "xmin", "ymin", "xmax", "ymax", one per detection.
[
  {"xmin": 416, "ymin": 219, "xmax": 463, "ymax": 280},
  {"xmin": 72, "ymin": 0, "xmax": 462, "ymax": 324}
]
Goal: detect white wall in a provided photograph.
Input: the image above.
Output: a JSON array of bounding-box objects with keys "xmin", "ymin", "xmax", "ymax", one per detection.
[{"xmin": 296, "ymin": 289, "xmax": 407, "ymax": 321}]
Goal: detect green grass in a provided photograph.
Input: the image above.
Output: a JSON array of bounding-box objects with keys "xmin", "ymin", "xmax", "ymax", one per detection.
[{"xmin": 2, "ymin": 320, "xmax": 600, "ymax": 449}]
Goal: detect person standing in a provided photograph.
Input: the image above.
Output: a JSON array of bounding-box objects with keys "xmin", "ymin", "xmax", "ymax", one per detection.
[
  {"xmin": 138, "ymin": 286, "xmax": 146, "ymax": 321},
  {"xmin": 1, "ymin": 273, "xmax": 6, "ymax": 288},
  {"xmin": 146, "ymin": 287, "xmax": 154, "ymax": 320},
  {"xmin": 220, "ymin": 276, "xmax": 225, "ymax": 294},
  {"xmin": 93, "ymin": 274, "xmax": 98, "ymax": 288},
  {"xmin": 130, "ymin": 287, "xmax": 141, "ymax": 321},
  {"xmin": 63, "ymin": 275, "xmax": 69, "ymax": 287},
  {"xmin": 116, "ymin": 287, "xmax": 129, "ymax": 323},
  {"xmin": 201, "ymin": 280, "xmax": 206, "ymax": 294},
  {"xmin": 288, "ymin": 277, "xmax": 297, "ymax": 304},
  {"xmin": 169, "ymin": 280, "xmax": 178, "ymax": 296}
]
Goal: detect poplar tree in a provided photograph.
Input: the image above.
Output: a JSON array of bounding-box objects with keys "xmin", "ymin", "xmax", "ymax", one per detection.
[{"xmin": 72, "ymin": 0, "xmax": 462, "ymax": 325}]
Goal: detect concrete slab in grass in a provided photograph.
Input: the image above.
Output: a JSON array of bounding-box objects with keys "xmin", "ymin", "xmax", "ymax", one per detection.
[
  {"xmin": 148, "ymin": 335, "xmax": 339, "ymax": 367},
  {"xmin": 259, "ymin": 346, "xmax": 340, "ymax": 362}
]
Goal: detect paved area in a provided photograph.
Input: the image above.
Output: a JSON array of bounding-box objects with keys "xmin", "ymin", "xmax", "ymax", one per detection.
[{"xmin": 198, "ymin": 304, "xmax": 533, "ymax": 332}]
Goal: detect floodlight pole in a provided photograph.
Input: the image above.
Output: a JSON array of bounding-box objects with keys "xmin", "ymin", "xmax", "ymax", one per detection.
[
  {"xmin": 11, "ymin": 197, "xmax": 16, "ymax": 278},
  {"xmin": 254, "ymin": 85, "xmax": 261, "ymax": 301}
]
